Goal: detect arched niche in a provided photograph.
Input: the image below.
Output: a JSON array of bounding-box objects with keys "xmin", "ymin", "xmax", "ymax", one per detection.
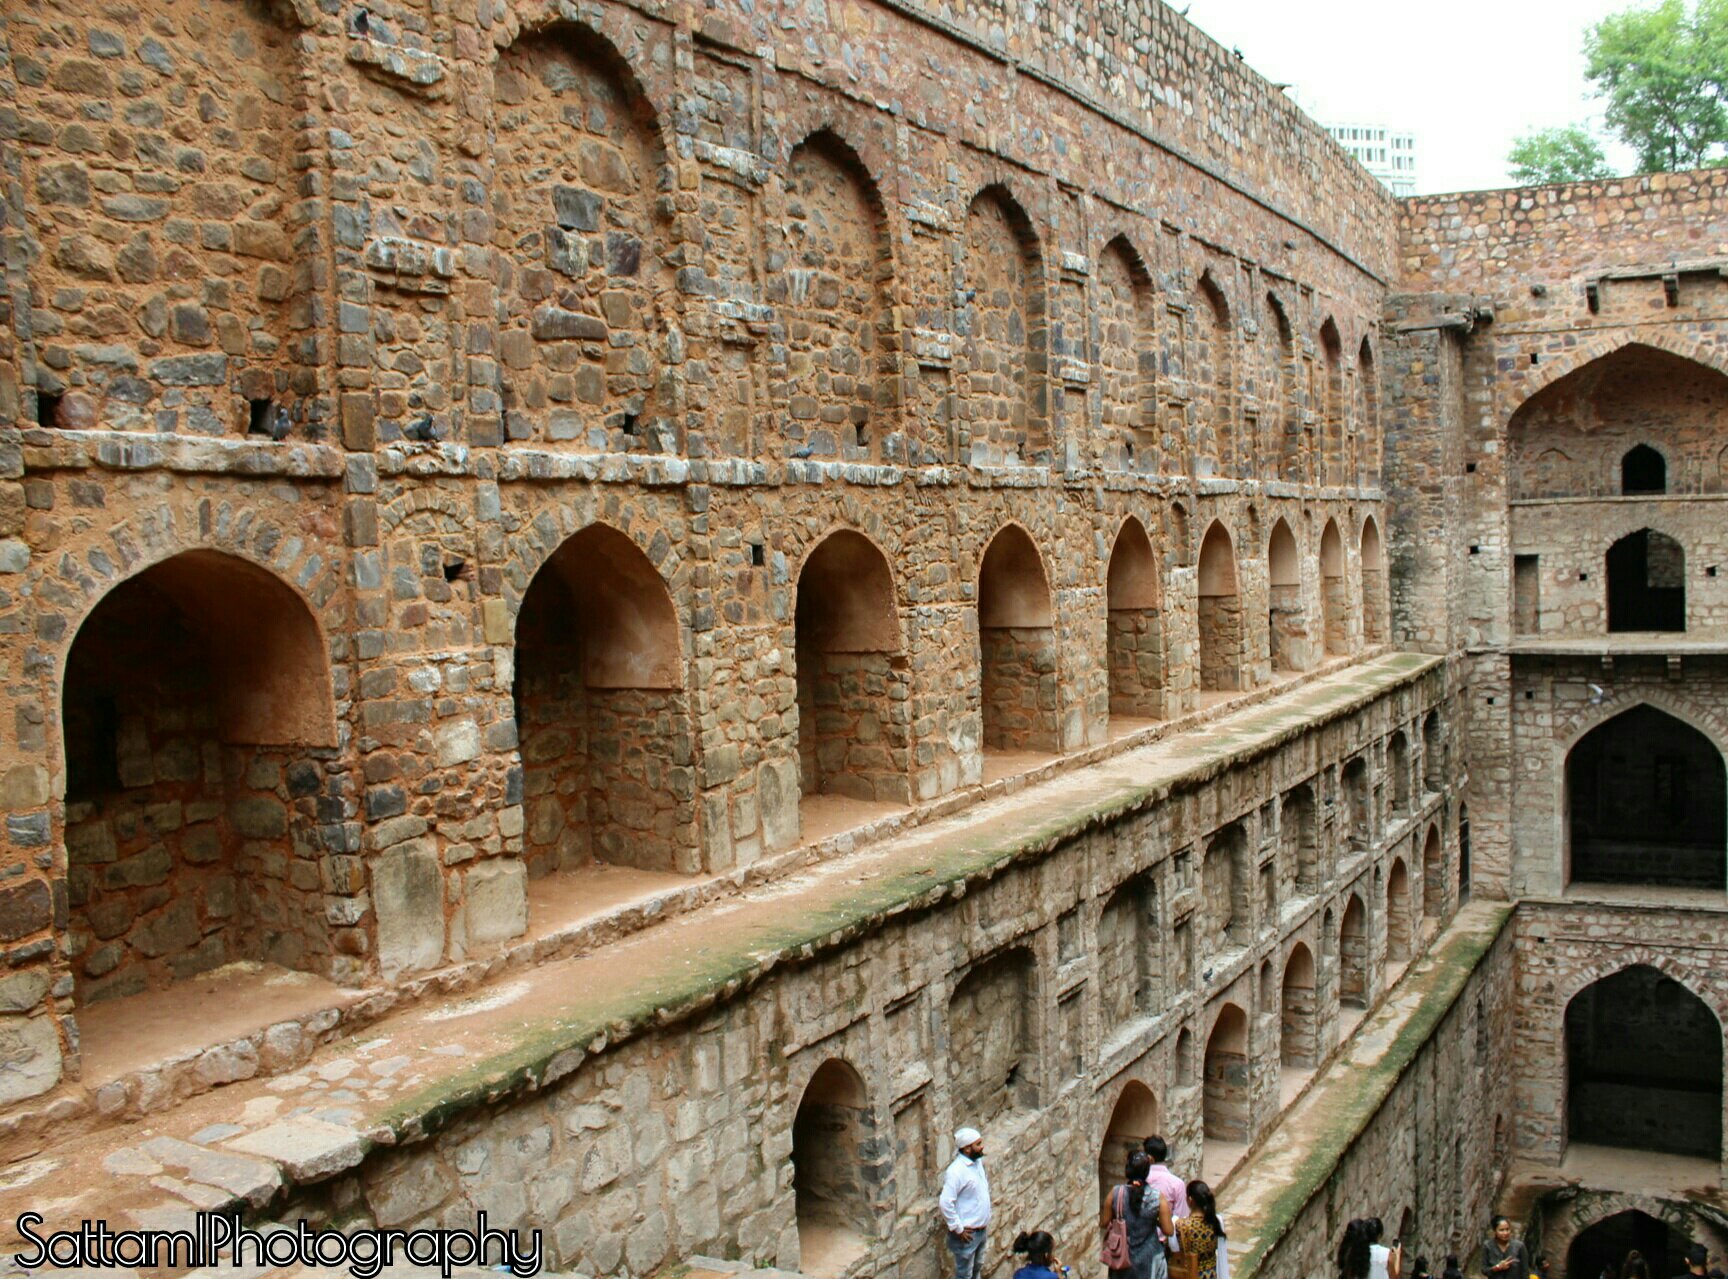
[
  {"xmin": 1386, "ymin": 857, "xmax": 1412, "ymax": 963},
  {"xmin": 1267, "ymin": 518, "xmax": 1304, "ymax": 673},
  {"xmin": 1203, "ymin": 1003, "xmax": 1251, "ymax": 1145},
  {"xmin": 1606, "ymin": 528, "xmax": 1686, "ymax": 633},
  {"xmin": 1319, "ymin": 518, "xmax": 1349, "ymax": 657},
  {"xmin": 1566, "ymin": 965, "xmax": 1722, "ymax": 1160},
  {"xmin": 514, "ymin": 524, "xmax": 695, "ymax": 879},
  {"xmin": 1360, "ymin": 515, "xmax": 1387, "ymax": 645},
  {"xmin": 1622, "ymin": 443, "xmax": 1667, "ymax": 495},
  {"xmin": 1566, "ymin": 704, "xmax": 1725, "ymax": 889},
  {"xmin": 1422, "ymin": 825, "xmax": 1444, "ymax": 918},
  {"xmin": 1339, "ymin": 893, "xmax": 1368, "ymax": 1009},
  {"xmin": 1107, "ymin": 517, "xmax": 1165, "ymax": 720},
  {"xmin": 792, "ymin": 1057, "xmax": 878, "ymax": 1275},
  {"xmin": 1280, "ymin": 943, "xmax": 1317, "ymax": 1070},
  {"xmin": 961, "ymin": 187, "xmax": 1047, "ymax": 466},
  {"xmin": 61, "ymin": 551, "xmax": 339, "ymax": 1005},
  {"xmin": 1195, "ymin": 272, "xmax": 1234, "ymax": 478},
  {"xmin": 1197, "ymin": 521, "xmax": 1243, "ymax": 693},
  {"xmin": 795, "ymin": 531, "xmax": 909, "ymax": 804},
  {"xmin": 949, "ymin": 947, "xmax": 1038, "ymax": 1127},
  {"xmin": 1318, "ymin": 319, "xmax": 1344, "ymax": 485},
  {"xmin": 1097, "ymin": 238, "xmax": 1159, "ymax": 472},
  {"xmin": 978, "ymin": 525, "xmax": 1058, "ymax": 754},
  {"xmin": 1266, "ymin": 293, "xmax": 1302, "ymax": 482},
  {"xmin": 1097, "ymin": 1080, "xmax": 1159, "ymax": 1207}
]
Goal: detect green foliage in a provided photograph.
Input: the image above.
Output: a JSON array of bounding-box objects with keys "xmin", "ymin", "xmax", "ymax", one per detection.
[
  {"xmin": 1584, "ymin": 0, "xmax": 1728, "ymax": 172},
  {"xmin": 1506, "ymin": 125, "xmax": 1614, "ymax": 185}
]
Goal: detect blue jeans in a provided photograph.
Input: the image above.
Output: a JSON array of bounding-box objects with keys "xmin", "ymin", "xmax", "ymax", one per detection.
[{"xmin": 947, "ymin": 1227, "xmax": 987, "ymax": 1279}]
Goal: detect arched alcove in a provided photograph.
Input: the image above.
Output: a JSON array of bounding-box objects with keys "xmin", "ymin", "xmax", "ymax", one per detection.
[
  {"xmin": 1387, "ymin": 731, "xmax": 1411, "ymax": 818},
  {"xmin": 1279, "ymin": 943, "xmax": 1317, "ymax": 1071},
  {"xmin": 962, "ymin": 188, "xmax": 1047, "ymax": 466},
  {"xmin": 1566, "ymin": 705, "xmax": 1725, "ymax": 889},
  {"xmin": 1566, "ymin": 965, "xmax": 1722, "ymax": 1159},
  {"xmin": 1267, "ymin": 294, "xmax": 1303, "ymax": 482},
  {"xmin": 1357, "ymin": 338, "xmax": 1379, "ymax": 485},
  {"xmin": 61, "ymin": 552, "xmax": 339, "ymax": 1005},
  {"xmin": 1203, "ymin": 1003, "xmax": 1251, "ymax": 1144},
  {"xmin": 1107, "ymin": 518, "xmax": 1165, "ymax": 721},
  {"xmin": 1340, "ymin": 756, "xmax": 1371, "ymax": 851},
  {"xmin": 1360, "ymin": 516, "xmax": 1387, "ymax": 645},
  {"xmin": 792, "ymin": 1058, "xmax": 877, "ymax": 1276},
  {"xmin": 514, "ymin": 524, "xmax": 694, "ymax": 879},
  {"xmin": 1422, "ymin": 825, "xmax": 1444, "ymax": 918},
  {"xmin": 1607, "ymin": 528, "xmax": 1686, "ymax": 632},
  {"xmin": 1098, "ymin": 239, "xmax": 1158, "ymax": 471},
  {"xmin": 1422, "ymin": 711, "xmax": 1443, "ymax": 794},
  {"xmin": 1319, "ymin": 519, "xmax": 1349, "ymax": 657},
  {"xmin": 494, "ymin": 22, "xmax": 676, "ymax": 452},
  {"xmin": 795, "ymin": 531, "xmax": 910, "ymax": 805},
  {"xmin": 1098, "ymin": 1080, "xmax": 1160, "ymax": 1207},
  {"xmin": 1339, "ymin": 893, "xmax": 1368, "ymax": 1008},
  {"xmin": 1282, "ymin": 783, "xmax": 1318, "ymax": 895},
  {"xmin": 1622, "ymin": 444, "xmax": 1667, "ymax": 495},
  {"xmin": 949, "ymin": 947, "xmax": 1038, "ymax": 1127},
  {"xmin": 1204, "ymin": 824, "xmax": 1250, "ymax": 948},
  {"xmin": 1386, "ymin": 858, "xmax": 1412, "ymax": 963},
  {"xmin": 1319, "ymin": 319, "xmax": 1344, "ymax": 485},
  {"xmin": 978, "ymin": 526, "xmax": 1058, "ymax": 756},
  {"xmin": 1567, "ymin": 1210, "xmax": 1690, "ymax": 1279},
  {"xmin": 776, "ymin": 133, "xmax": 896, "ymax": 460},
  {"xmin": 1459, "ymin": 804, "xmax": 1472, "ymax": 903},
  {"xmin": 1198, "ymin": 522, "xmax": 1244, "ymax": 693},
  {"xmin": 1195, "ymin": 272, "xmax": 1233, "ymax": 477},
  {"xmin": 1099, "ymin": 876, "xmax": 1156, "ymax": 1025},
  {"xmin": 1267, "ymin": 518, "xmax": 1303, "ymax": 673}
]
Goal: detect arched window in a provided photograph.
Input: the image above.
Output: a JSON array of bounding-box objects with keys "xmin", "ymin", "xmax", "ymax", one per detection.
[
  {"xmin": 1566, "ymin": 705, "xmax": 1725, "ymax": 888},
  {"xmin": 1606, "ymin": 528, "xmax": 1685, "ymax": 632},
  {"xmin": 1621, "ymin": 444, "xmax": 1667, "ymax": 495},
  {"xmin": 1566, "ymin": 966, "xmax": 1721, "ymax": 1160}
]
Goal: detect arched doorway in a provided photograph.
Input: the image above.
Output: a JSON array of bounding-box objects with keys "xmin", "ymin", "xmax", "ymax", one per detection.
[
  {"xmin": 1386, "ymin": 859, "xmax": 1412, "ymax": 963},
  {"xmin": 795, "ymin": 531, "xmax": 910, "ymax": 806},
  {"xmin": 977, "ymin": 526, "xmax": 1059, "ymax": 758},
  {"xmin": 1567, "ymin": 1210, "xmax": 1689, "ymax": 1279},
  {"xmin": 1319, "ymin": 519, "xmax": 1349, "ymax": 657},
  {"xmin": 1280, "ymin": 943, "xmax": 1317, "ymax": 1072},
  {"xmin": 1339, "ymin": 894, "xmax": 1368, "ymax": 1009},
  {"xmin": 1607, "ymin": 529, "xmax": 1685, "ymax": 632},
  {"xmin": 1566, "ymin": 965, "xmax": 1721, "ymax": 1160},
  {"xmin": 1267, "ymin": 518, "xmax": 1302, "ymax": 673},
  {"xmin": 514, "ymin": 525, "xmax": 693, "ymax": 879},
  {"xmin": 1566, "ymin": 705, "xmax": 1725, "ymax": 889},
  {"xmin": 1360, "ymin": 516, "xmax": 1388, "ymax": 646},
  {"xmin": 1197, "ymin": 522, "xmax": 1244, "ymax": 692},
  {"xmin": 61, "ymin": 551, "xmax": 339, "ymax": 1006},
  {"xmin": 1622, "ymin": 445, "xmax": 1667, "ymax": 495},
  {"xmin": 1203, "ymin": 1003, "xmax": 1250, "ymax": 1145},
  {"xmin": 1098, "ymin": 1080, "xmax": 1159, "ymax": 1206},
  {"xmin": 792, "ymin": 1058, "xmax": 877, "ymax": 1276},
  {"xmin": 1106, "ymin": 518, "xmax": 1165, "ymax": 722}
]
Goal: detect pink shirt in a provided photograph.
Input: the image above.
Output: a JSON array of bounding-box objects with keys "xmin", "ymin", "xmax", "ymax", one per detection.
[{"xmin": 1148, "ymin": 1165, "xmax": 1187, "ymax": 1238}]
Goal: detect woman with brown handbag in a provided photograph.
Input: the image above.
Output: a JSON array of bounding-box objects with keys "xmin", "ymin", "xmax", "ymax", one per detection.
[{"xmin": 1103, "ymin": 1152, "xmax": 1173, "ymax": 1279}]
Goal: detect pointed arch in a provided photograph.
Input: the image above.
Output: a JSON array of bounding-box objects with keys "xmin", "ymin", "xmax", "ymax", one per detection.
[
  {"xmin": 1195, "ymin": 271, "xmax": 1234, "ymax": 477},
  {"xmin": 494, "ymin": 21, "xmax": 677, "ymax": 452},
  {"xmin": 1422, "ymin": 824, "xmax": 1444, "ymax": 917},
  {"xmin": 1280, "ymin": 942, "xmax": 1317, "ymax": 1069},
  {"xmin": 1386, "ymin": 857, "xmax": 1412, "ymax": 962},
  {"xmin": 1360, "ymin": 515, "xmax": 1387, "ymax": 645},
  {"xmin": 793, "ymin": 1057, "xmax": 878, "ymax": 1270},
  {"xmin": 1197, "ymin": 521, "xmax": 1244, "ymax": 692},
  {"xmin": 1622, "ymin": 442, "xmax": 1667, "ymax": 495},
  {"xmin": 1098, "ymin": 237, "xmax": 1159, "ymax": 471},
  {"xmin": 1319, "ymin": 518, "xmax": 1350, "ymax": 657},
  {"xmin": 961, "ymin": 185, "xmax": 1048, "ymax": 466},
  {"xmin": 1107, "ymin": 517, "xmax": 1165, "ymax": 720},
  {"xmin": 1356, "ymin": 336, "xmax": 1379, "ymax": 485},
  {"xmin": 514, "ymin": 523, "xmax": 696, "ymax": 879},
  {"xmin": 1267, "ymin": 517, "xmax": 1304, "ymax": 673},
  {"xmin": 777, "ymin": 130, "xmax": 897, "ymax": 460},
  {"xmin": 1098, "ymin": 1079, "xmax": 1160, "ymax": 1206},
  {"xmin": 978, "ymin": 524, "xmax": 1058, "ymax": 754},
  {"xmin": 1339, "ymin": 892, "xmax": 1368, "ymax": 1008},
  {"xmin": 1266, "ymin": 292, "xmax": 1303, "ymax": 482},
  {"xmin": 1203, "ymin": 1002, "xmax": 1251, "ymax": 1144},
  {"xmin": 1319, "ymin": 318, "xmax": 1344, "ymax": 486}
]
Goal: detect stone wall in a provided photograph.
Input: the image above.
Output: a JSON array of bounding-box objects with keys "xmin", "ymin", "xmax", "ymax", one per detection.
[{"xmin": 266, "ymin": 664, "xmax": 1461, "ymax": 1279}]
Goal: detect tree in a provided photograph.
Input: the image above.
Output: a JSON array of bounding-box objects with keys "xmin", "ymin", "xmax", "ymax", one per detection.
[
  {"xmin": 1507, "ymin": 125, "xmax": 1614, "ymax": 185},
  {"xmin": 1585, "ymin": 0, "xmax": 1728, "ymax": 172}
]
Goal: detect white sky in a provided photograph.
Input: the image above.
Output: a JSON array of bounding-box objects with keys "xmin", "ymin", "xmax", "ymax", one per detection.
[{"xmin": 1183, "ymin": 0, "xmax": 1641, "ymax": 194}]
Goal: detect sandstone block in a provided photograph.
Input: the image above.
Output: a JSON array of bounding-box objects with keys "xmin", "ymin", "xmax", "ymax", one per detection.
[{"xmin": 372, "ymin": 839, "xmax": 444, "ymax": 977}]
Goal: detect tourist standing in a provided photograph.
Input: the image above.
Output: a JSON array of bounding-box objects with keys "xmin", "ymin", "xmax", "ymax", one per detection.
[
  {"xmin": 1365, "ymin": 1217, "xmax": 1403, "ymax": 1279},
  {"xmin": 1621, "ymin": 1252, "xmax": 1652, "ymax": 1279},
  {"xmin": 1674, "ymin": 1245, "xmax": 1709, "ymax": 1279},
  {"xmin": 1173, "ymin": 1180, "xmax": 1229, "ymax": 1279},
  {"xmin": 1480, "ymin": 1217, "xmax": 1532, "ymax": 1279},
  {"xmin": 1142, "ymin": 1137, "xmax": 1190, "ymax": 1241},
  {"xmin": 1104, "ymin": 1151, "xmax": 1174, "ymax": 1279},
  {"xmin": 941, "ymin": 1127, "xmax": 992, "ymax": 1279}
]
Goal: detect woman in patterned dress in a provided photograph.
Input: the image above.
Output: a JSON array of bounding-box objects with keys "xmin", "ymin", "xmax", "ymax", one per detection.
[{"xmin": 1173, "ymin": 1179, "xmax": 1229, "ymax": 1279}]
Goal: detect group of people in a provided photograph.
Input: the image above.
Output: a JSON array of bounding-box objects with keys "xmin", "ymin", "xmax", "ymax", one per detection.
[
  {"xmin": 938, "ymin": 1126, "xmax": 1229, "ymax": 1279},
  {"xmin": 940, "ymin": 1134, "xmax": 1721, "ymax": 1279}
]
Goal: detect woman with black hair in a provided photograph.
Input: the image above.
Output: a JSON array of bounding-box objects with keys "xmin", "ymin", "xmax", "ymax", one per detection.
[
  {"xmin": 1340, "ymin": 1219, "xmax": 1374, "ymax": 1279},
  {"xmin": 1102, "ymin": 1151, "xmax": 1174, "ymax": 1279},
  {"xmin": 1173, "ymin": 1180, "xmax": 1229, "ymax": 1279},
  {"xmin": 1011, "ymin": 1231, "xmax": 1062, "ymax": 1279},
  {"xmin": 1480, "ymin": 1216, "xmax": 1532, "ymax": 1279}
]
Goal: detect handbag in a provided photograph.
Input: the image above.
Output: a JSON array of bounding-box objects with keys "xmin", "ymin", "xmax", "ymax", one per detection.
[
  {"xmin": 1101, "ymin": 1186, "xmax": 1132, "ymax": 1270},
  {"xmin": 1166, "ymin": 1233, "xmax": 1199, "ymax": 1279}
]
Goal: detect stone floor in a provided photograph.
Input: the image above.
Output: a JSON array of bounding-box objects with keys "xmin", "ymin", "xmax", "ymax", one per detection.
[{"xmin": 0, "ymin": 655, "xmax": 1437, "ymax": 1260}]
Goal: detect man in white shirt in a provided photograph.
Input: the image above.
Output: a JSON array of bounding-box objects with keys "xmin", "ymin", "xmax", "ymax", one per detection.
[{"xmin": 939, "ymin": 1126, "xmax": 991, "ymax": 1279}]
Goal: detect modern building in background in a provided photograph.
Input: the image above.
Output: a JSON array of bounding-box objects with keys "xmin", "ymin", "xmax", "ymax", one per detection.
[{"xmin": 1326, "ymin": 120, "xmax": 1419, "ymax": 195}]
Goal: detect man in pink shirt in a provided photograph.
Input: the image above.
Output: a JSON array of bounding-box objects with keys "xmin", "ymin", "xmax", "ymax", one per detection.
[{"xmin": 1142, "ymin": 1135, "xmax": 1188, "ymax": 1244}]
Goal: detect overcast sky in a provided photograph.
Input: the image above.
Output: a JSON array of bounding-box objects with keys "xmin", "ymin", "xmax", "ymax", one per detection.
[{"xmin": 1184, "ymin": 0, "xmax": 1640, "ymax": 195}]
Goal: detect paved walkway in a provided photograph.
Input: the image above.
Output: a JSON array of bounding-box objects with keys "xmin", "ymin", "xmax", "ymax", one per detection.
[
  {"xmin": 1218, "ymin": 898, "xmax": 1513, "ymax": 1279},
  {"xmin": 0, "ymin": 654, "xmax": 1436, "ymax": 1252}
]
